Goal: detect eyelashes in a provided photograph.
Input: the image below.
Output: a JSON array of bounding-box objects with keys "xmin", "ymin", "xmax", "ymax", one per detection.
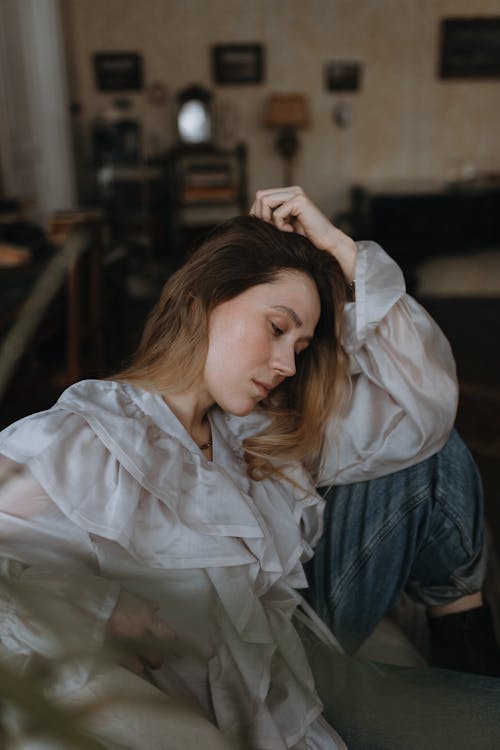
[
  {"xmin": 270, "ymin": 320, "xmax": 310, "ymax": 356},
  {"xmin": 270, "ymin": 320, "xmax": 309, "ymax": 358}
]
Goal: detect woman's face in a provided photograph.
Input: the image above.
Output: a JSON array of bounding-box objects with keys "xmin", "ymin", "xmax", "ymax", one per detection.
[{"xmin": 203, "ymin": 270, "xmax": 321, "ymax": 416}]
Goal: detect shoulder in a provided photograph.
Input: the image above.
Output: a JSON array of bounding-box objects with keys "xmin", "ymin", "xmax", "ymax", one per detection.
[
  {"xmin": 0, "ymin": 382, "xmax": 268, "ymax": 566},
  {"xmin": 0, "ymin": 380, "xmax": 147, "ymax": 462},
  {"xmin": 0, "ymin": 379, "xmax": 195, "ymax": 507}
]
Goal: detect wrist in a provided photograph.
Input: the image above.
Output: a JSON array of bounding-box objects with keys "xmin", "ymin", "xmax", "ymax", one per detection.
[{"xmin": 326, "ymin": 234, "xmax": 357, "ymax": 283}]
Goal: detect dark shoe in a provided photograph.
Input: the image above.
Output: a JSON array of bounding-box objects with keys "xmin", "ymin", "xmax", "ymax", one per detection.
[{"xmin": 428, "ymin": 604, "xmax": 500, "ymax": 676}]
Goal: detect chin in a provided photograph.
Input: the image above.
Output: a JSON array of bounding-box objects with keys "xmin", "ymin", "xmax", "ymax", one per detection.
[{"xmin": 219, "ymin": 399, "xmax": 257, "ymax": 417}]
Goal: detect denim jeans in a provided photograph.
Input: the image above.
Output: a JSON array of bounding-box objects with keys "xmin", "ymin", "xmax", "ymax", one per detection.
[
  {"xmin": 300, "ymin": 430, "xmax": 500, "ymax": 749},
  {"xmin": 305, "ymin": 429, "xmax": 487, "ymax": 654}
]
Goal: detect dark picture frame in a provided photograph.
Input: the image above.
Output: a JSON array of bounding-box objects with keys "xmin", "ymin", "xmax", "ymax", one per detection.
[
  {"xmin": 93, "ymin": 52, "xmax": 143, "ymax": 91},
  {"xmin": 325, "ymin": 61, "xmax": 362, "ymax": 92},
  {"xmin": 212, "ymin": 44, "xmax": 264, "ymax": 85},
  {"xmin": 439, "ymin": 17, "xmax": 500, "ymax": 79}
]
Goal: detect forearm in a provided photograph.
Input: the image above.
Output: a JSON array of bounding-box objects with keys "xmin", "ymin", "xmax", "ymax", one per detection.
[
  {"xmin": 319, "ymin": 242, "xmax": 458, "ymax": 485},
  {"xmin": 318, "ymin": 224, "xmax": 358, "ymax": 283}
]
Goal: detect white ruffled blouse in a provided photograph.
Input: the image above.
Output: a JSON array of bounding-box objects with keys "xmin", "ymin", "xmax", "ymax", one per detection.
[{"xmin": 0, "ymin": 242, "xmax": 458, "ymax": 750}]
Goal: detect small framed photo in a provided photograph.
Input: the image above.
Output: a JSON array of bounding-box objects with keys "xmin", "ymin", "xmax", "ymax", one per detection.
[
  {"xmin": 93, "ymin": 52, "xmax": 143, "ymax": 91},
  {"xmin": 325, "ymin": 61, "xmax": 362, "ymax": 92},
  {"xmin": 439, "ymin": 18, "xmax": 500, "ymax": 79},
  {"xmin": 212, "ymin": 44, "xmax": 264, "ymax": 85}
]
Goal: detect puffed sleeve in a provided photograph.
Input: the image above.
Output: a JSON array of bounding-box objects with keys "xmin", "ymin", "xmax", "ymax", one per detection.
[
  {"xmin": 0, "ymin": 456, "xmax": 120, "ymax": 684},
  {"xmin": 318, "ymin": 241, "xmax": 458, "ymax": 486}
]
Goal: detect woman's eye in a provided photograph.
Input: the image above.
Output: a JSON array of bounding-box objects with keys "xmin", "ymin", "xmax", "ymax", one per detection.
[{"xmin": 271, "ymin": 322, "xmax": 284, "ymax": 337}]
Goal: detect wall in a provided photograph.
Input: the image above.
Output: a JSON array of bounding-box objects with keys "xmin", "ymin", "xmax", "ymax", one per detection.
[{"xmin": 62, "ymin": 0, "xmax": 500, "ymax": 216}]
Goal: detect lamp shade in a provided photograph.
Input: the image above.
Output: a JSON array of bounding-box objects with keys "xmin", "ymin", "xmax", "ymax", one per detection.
[{"xmin": 263, "ymin": 94, "xmax": 310, "ymax": 129}]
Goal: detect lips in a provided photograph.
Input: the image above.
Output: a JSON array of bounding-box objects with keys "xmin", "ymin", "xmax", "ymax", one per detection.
[{"xmin": 252, "ymin": 380, "xmax": 273, "ymax": 397}]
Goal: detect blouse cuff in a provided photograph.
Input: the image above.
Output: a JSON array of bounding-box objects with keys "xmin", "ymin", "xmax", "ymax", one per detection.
[{"xmin": 341, "ymin": 241, "xmax": 406, "ymax": 353}]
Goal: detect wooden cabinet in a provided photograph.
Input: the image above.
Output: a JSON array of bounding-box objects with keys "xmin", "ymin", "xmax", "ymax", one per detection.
[{"xmin": 165, "ymin": 143, "xmax": 247, "ymax": 263}]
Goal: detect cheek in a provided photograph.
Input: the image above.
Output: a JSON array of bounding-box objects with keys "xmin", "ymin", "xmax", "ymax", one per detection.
[
  {"xmin": 205, "ymin": 317, "xmax": 266, "ymax": 382},
  {"xmin": 207, "ymin": 319, "xmax": 247, "ymax": 360},
  {"xmin": 205, "ymin": 319, "xmax": 248, "ymax": 383}
]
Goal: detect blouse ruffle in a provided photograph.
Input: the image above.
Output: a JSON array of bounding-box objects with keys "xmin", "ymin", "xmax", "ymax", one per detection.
[
  {"xmin": 0, "ymin": 379, "xmax": 340, "ymax": 748},
  {"xmin": 0, "ymin": 381, "xmax": 322, "ymax": 574}
]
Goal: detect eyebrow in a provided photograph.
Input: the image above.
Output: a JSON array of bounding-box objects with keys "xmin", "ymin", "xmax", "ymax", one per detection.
[
  {"xmin": 270, "ymin": 305, "xmax": 314, "ymax": 343},
  {"xmin": 271, "ymin": 305, "xmax": 303, "ymax": 327}
]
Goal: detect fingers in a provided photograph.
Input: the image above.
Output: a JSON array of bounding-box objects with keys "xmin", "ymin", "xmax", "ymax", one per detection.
[
  {"xmin": 249, "ymin": 186, "xmax": 357, "ymax": 279},
  {"xmin": 120, "ymin": 646, "xmax": 164, "ymax": 674},
  {"xmin": 116, "ymin": 615, "xmax": 176, "ymax": 675},
  {"xmin": 108, "ymin": 588, "xmax": 178, "ymax": 675},
  {"xmin": 249, "ymin": 186, "xmax": 304, "ymax": 224},
  {"xmin": 122, "ymin": 652, "xmax": 148, "ymax": 675},
  {"xmin": 138, "ymin": 615, "xmax": 177, "ymax": 672},
  {"xmin": 141, "ymin": 646, "xmax": 165, "ymax": 671},
  {"xmin": 272, "ymin": 200, "xmax": 306, "ymax": 233},
  {"xmin": 249, "ymin": 186, "xmax": 303, "ymax": 214},
  {"xmin": 250, "ymin": 188, "xmax": 309, "ymax": 235},
  {"xmin": 108, "ymin": 590, "xmax": 165, "ymax": 641},
  {"xmin": 249, "ymin": 192, "xmax": 273, "ymax": 222}
]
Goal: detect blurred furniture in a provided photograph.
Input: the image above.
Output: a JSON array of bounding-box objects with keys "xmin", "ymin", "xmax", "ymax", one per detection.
[
  {"xmin": 95, "ymin": 164, "xmax": 168, "ymax": 255},
  {"xmin": 47, "ymin": 211, "xmax": 106, "ymax": 383},
  {"xmin": 0, "ymin": 212, "xmax": 109, "ymax": 424},
  {"xmin": 415, "ymin": 247, "xmax": 500, "ymax": 298},
  {"xmin": 348, "ymin": 179, "xmax": 500, "ymax": 278},
  {"xmin": 90, "ymin": 113, "xmax": 168, "ymax": 255},
  {"xmin": 92, "ymin": 118, "xmax": 141, "ymax": 167},
  {"xmin": 165, "ymin": 143, "xmax": 247, "ymax": 263}
]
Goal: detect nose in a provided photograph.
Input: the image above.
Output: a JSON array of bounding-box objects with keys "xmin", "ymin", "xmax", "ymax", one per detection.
[{"xmin": 271, "ymin": 345, "xmax": 296, "ymax": 378}]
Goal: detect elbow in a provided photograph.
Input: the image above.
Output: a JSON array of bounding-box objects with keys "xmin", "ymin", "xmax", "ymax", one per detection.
[{"xmin": 422, "ymin": 373, "xmax": 459, "ymax": 455}]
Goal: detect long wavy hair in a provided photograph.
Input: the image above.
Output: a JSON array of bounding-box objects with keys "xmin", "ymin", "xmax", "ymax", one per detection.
[{"xmin": 114, "ymin": 216, "xmax": 349, "ymax": 481}]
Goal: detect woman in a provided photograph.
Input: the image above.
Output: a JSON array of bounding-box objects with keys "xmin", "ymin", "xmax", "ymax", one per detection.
[{"xmin": 0, "ymin": 187, "xmax": 498, "ymax": 749}]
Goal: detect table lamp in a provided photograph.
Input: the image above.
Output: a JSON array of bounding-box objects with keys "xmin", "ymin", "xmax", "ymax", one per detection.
[{"xmin": 264, "ymin": 94, "xmax": 310, "ymax": 186}]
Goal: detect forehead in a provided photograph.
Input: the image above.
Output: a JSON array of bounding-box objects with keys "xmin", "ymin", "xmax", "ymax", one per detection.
[
  {"xmin": 237, "ymin": 270, "xmax": 321, "ymax": 324},
  {"xmin": 270, "ymin": 269, "xmax": 319, "ymax": 300}
]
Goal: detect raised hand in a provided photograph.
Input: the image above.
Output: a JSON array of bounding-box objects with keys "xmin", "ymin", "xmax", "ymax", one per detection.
[{"xmin": 250, "ymin": 186, "xmax": 357, "ymax": 282}]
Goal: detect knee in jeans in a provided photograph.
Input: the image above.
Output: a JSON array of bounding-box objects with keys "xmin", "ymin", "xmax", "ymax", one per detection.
[{"xmin": 409, "ymin": 503, "xmax": 486, "ymax": 606}]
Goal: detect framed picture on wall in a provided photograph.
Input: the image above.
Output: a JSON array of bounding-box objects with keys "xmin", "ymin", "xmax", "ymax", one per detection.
[
  {"xmin": 325, "ymin": 61, "xmax": 362, "ymax": 92},
  {"xmin": 440, "ymin": 18, "xmax": 500, "ymax": 79},
  {"xmin": 93, "ymin": 52, "xmax": 143, "ymax": 91},
  {"xmin": 212, "ymin": 44, "xmax": 264, "ymax": 85}
]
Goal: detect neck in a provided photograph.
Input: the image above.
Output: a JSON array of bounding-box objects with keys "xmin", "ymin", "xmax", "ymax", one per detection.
[{"xmin": 161, "ymin": 386, "xmax": 214, "ymax": 444}]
